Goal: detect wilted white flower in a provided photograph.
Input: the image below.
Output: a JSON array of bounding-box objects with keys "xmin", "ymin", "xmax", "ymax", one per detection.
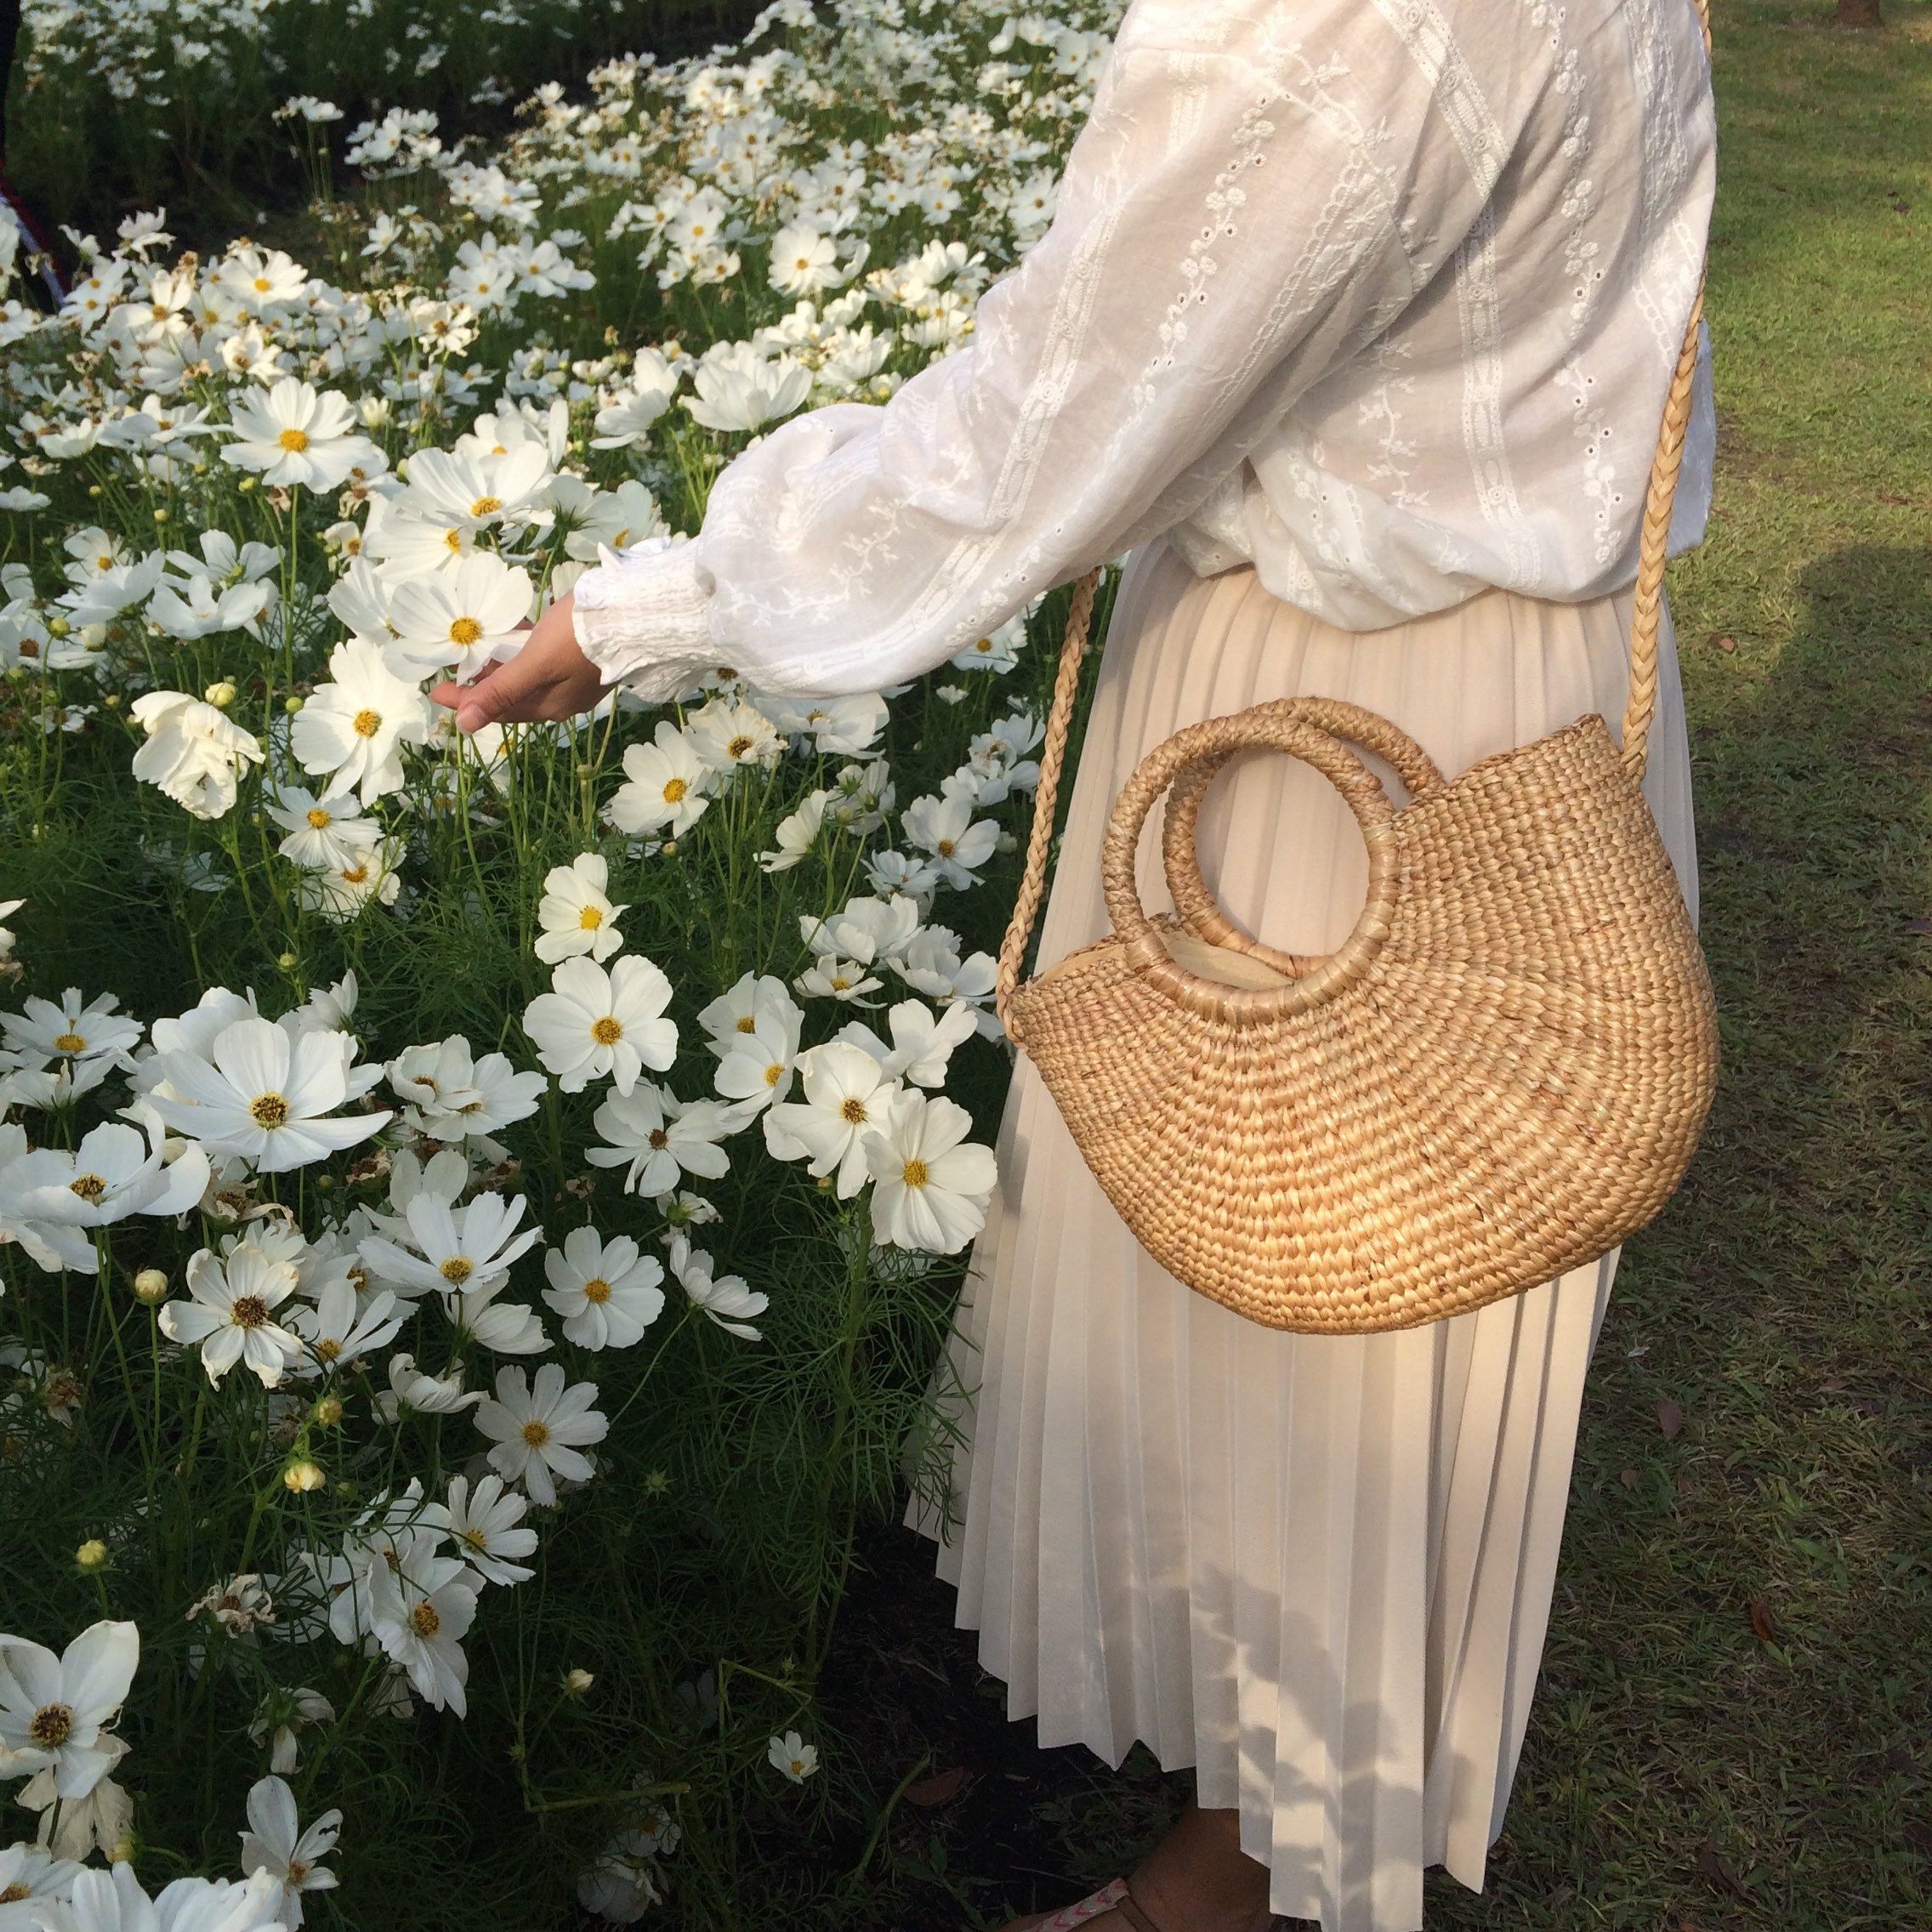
[
  {"xmin": 128, "ymin": 692, "xmax": 264, "ymax": 820},
  {"xmin": 474, "ymin": 1363, "xmax": 609, "ymax": 1505},
  {"xmin": 374, "ymin": 1351, "xmax": 483, "ymax": 1421},
  {"xmin": 248, "ymin": 1686, "xmax": 334, "ymax": 1774}
]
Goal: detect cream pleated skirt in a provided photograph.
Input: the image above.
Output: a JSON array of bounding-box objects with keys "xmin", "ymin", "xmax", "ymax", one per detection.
[{"xmin": 907, "ymin": 539, "xmax": 1699, "ymax": 1932}]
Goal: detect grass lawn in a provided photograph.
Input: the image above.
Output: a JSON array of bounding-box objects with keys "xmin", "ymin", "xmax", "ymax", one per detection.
[{"xmin": 823, "ymin": 3, "xmax": 1932, "ymax": 1926}]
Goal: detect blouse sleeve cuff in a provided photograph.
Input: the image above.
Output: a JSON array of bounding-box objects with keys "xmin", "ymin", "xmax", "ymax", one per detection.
[{"xmin": 570, "ymin": 535, "xmax": 719, "ymax": 706}]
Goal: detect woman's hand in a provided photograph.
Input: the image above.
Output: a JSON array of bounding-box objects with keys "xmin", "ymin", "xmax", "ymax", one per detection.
[{"xmin": 429, "ymin": 593, "xmax": 609, "ymax": 733}]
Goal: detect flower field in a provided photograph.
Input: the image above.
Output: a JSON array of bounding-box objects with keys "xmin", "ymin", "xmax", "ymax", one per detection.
[{"xmin": 0, "ymin": 3, "xmax": 1126, "ymax": 1923}]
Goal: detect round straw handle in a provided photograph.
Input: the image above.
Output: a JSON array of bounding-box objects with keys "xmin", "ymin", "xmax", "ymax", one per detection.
[{"xmin": 1102, "ymin": 702, "xmax": 1400, "ymax": 1023}]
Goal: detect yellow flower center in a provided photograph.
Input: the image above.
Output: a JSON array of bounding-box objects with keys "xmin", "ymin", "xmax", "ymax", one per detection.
[
  {"xmin": 443, "ymin": 527, "xmax": 463, "ymax": 552},
  {"xmin": 351, "ymin": 707, "xmax": 382, "ymax": 738},
  {"xmin": 591, "ymin": 1016, "xmax": 623, "ymax": 1046},
  {"xmin": 461, "ymin": 1526, "xmax": 486, "ymax": 1550},
  {"xmin": 410, "ymin": 1600, "xmax": 441, "ymax": 1638},
  {"xmin": 287, "ymin": 1861, "xmax": 310, "ymax": 1885},
  {"xmin": 735, "ymin": 1015, "xmax": 757, "ymax": 1033},
  {"xmin": 315, "ymin": 1338, "xmax": 341, "ymax": 1361},
  {"xmin": 763, "ymin": 1061, "xmax": 784, "ymax": 1087},
  {"xmin": 726, "ymin": 734, "xmax": 754, "ymax": 759},
  {"xmin": 439, "ymin": 1256, "xmax": 474, "ymax": 1286},
  {"xmin": 830, "ymin": 976, "xmax": 851, "ymax": 992},
  {"xmin": 53, "ymin": 1031, "xmax": 88, "ymax": 1053},
  {"xmin": 69, "ymin": 1173, "xmax": 107, "ymax": 1201},
  {"xmin": 936, "ymin": 839, "xmax": 955, "ymax": 857},
  {"xmin": 662, "ymin": 776, "xmax": 687, "ymax": 804},
  {"xmin": 278, "ymin": 427, "xmax": 310, "ymax": 452},
  {"xmin": 582, "ymin": 1276, "xmax": 612, "ymax": 1304},
  {"xmin": 305, "ymin": 806, "xmax": 332, "ymax": 828},
  {"xmin": 521, "ymin": 1418, "xmax": 551, "ymax": 1446},
  {"xmin": 252, "ymin": 276, "xmax": 272, "ymax": 293},
  {"xmin": 27, "ymin": 1702, "xmax": 73, "ymax": 1747},
  {"xmin": 448, "ymin": 616, "xmax": 483, "ymax": 646},
  {"xmin": 577, "ymin": 905, "xmax": 604, "ymax": 929},
  {"xmin": 340, "ymin": 863, "xmax": 369, "ymax": 885},
  {"xmin": 469, "ymin": 495, "xmax": 501, "ymax": 516},
  {"xmin": 250, "ymin": 1092, "xmax": 290, "ymax": 1128},
  {"xmin": 230, "ymin": 1293, "xmax": 270, "ymax": 1329},
  {"xmin": 975, "ymin": 636, "xmax": 993, "ymax": 653},
  {"xmin": 901, "ymin": 1158, "xmax": 929, "ymax": 1190}
]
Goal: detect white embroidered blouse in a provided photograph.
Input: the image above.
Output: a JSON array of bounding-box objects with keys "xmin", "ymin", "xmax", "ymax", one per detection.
[{"xmin": 571, "ymin": 0, "xmax": 1717, "ymax": 702}]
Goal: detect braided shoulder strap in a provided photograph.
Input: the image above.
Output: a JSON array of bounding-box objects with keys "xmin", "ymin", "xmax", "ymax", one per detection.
[{"xmin": 995, "ymin": 0, "xmax": 1713, "ymax": 1030}]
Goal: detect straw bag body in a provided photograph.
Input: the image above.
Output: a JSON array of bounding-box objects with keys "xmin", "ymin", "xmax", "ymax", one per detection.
[{"xmin": 995, "ymin": 113, "xmax": 1719, "ymax": 1338}]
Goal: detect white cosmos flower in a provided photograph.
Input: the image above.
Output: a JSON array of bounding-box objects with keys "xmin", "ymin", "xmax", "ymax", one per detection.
[
  {"xmin": 1, "ymin": 989, "xmax": 141, "ymax": 1071},
  {"xmin": 384, "ymin": 1037, "xmax": 545, "ymax": 1142},
  {"xmin": 1, "ymin": 1119, "xmax": 209, "ymax": 1236},
  {"xmin": 221, "ymin": 377, "xmax": 386, "ymax": 491},
  {"xmin": 151, "ymin": 1017, "xmax": 390, "ymax": 1171},
  {"xmin": 586, "ymin": 1082, "xmax": 733, "ymax": 1196},
  {"xmin": 237, "ymin": 1775, "xmax": 340, "ymax": 1929},
  {"xmin": 474, "ymin": 1363, "xmax": 609, "ymax": 1506},
  {"xmin": 587, "ymin": 352, "xmax": 681, "ymax": 451},
  {"xmin": 683, "ymin": 340, "xmax": 812, "ymax": 433},
  {"xmin": 289, "ymin": 637, "xmax": 435, "ymax": 808},
  {"xmin": 128, "ymin": 693, "xmax": 265, "ymax": 821},
  {"xmin": 696, "ymin": 973, "xmax": 797, "ymax": 1056},
  {"xmin": 861, "ymin": 849, "xmax": 940, "ymax": 902},
  {"xmin": 949, "ymin": 612, "xmax": 1027, "ymax": 675},
  {"xmin": 541, "ymin": 1226, "xmax": 666, "ymax": 1350},
  {"xmin": 287, "ymin": 1276, "xmax": 405, "ymax": 1378},
  {"xmin": 293, "ymin": 843, "xmax": 403, "ymax": 923},
  {"xmin": 766, "ymin": 222, "xmax": 845, "ymax": 297},
  {"xmin": 752, "ymin": 690, "xmax": 887, "ymax": 756},
  {"xmin": 401, "ymin": 442, "xmax": 551, "ymax": 532},
  {"xmin": 373, "ymin": 1352, "xmax": 482, "ymax": 1422},
  {"xmin": 798, "ymin": 895, "xmax": 921, "ymax": 967},
  {"xmin": 686, "ymin": 696, "xmax": 781, "ymax": 773},
  {"xmin": 669, "ymin": 1235, "xmax": 766, "ymax": 1341},
  {"xmin": 35, "ymin": 1862, "xmax": 287, "ymax": 1932},
  {"xmin": 793, "ymin": 956, "xmax": 883, "ymax": 1005},
  {"xmin": 0, "ymin": 1619, "xmax": 139, "ymax": 1800},
  {"xmin": 901, "ymin": 792, "xmax": 998, "ymax": 889},
  {"xmin": 387, "ymin": 551, "xmax": 533, "ymax": 679},
  {"xmin": 522, "ymin": 956, "xmax": 677, "ymax": 1096},
  {"xmin": 533, "ymin": 854, "xmax": 628, "ymax": 964},
  {"xmin": 158, "ymin": 1245, "xmax": 305, "ymax": 1387},
  {"xmin": 357, "ymin": 1190, "xmax": 542, "ymax": 1300},
  {"xmin": 759, "ymin": 790, "xmax": 827, "ymax": 872},
  {"xmin": 146, "ymin": 572, "xmax": 272, "ymax": 641},
  {"xmin": 422, "ymin": 1473, "xmax": 538, "ymax": 1585},
  {"xmin": 835, "ymin": 999, "xmax": 979, "ymax": 1089},
  {"xmin": 861, "ymin": 1090, "xmax": 997, "ymax": 1255},
  {"xmin": 441, "ymin": 1276, "xmax": 551, "ymax": 1356},
  {"xmin": 764, "ymin": 1043, "xmax": 901, "ymax": 1198},
  {"xmin": 556, "ymin": 475, "xmax": 668, "ymax": 560},
  {"xmin": 0, "ymin": 1843, "xmax": 79, "ymax": 1919},
  {"xmin": 895, "ymin": 925, "xmax": 999, "ymax": 1013},
  {"xmin": 363, "ymin": 1535, "xmax": 478, "ymax": 1717},
  {"xmin": 264, "ymin": 785, "xmax": 380, "ymax": 871},
  {"xmin": 606, "ymin": 721, "xmax": 713, "ymax": 838},
  {"xmin": 711, "ymin": 1003, "xmax": 802, "ymax": 1123},
  {"xmin": 767, "ymin": 1730, "xmax": 820, "ymax": 1782}
]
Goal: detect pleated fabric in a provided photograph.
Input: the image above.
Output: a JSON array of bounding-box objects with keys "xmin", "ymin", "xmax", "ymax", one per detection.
[{"xmin": 907, "ymin": 538, "xmax": 1699, "ymax": 1932}]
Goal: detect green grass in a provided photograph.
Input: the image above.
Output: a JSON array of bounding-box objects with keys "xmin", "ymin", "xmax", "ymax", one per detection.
[{"xmin": 820, "ymin": 3, "xmax": 1932, "ymax": 1927}]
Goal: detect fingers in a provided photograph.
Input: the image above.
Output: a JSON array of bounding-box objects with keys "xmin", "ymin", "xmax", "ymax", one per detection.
[{"xmin": 452, "ymin": 652, "xmax": 548, "ymax": 735}]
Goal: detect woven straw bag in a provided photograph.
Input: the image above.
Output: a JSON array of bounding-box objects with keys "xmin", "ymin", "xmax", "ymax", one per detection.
[{"xmin": 995, "ymin": 68, "xmax": 1719, "ymax": 1334}]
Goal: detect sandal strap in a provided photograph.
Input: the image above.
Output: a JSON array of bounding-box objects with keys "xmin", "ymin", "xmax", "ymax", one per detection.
[
  {"xmin": 1107, "ymin": 1885, "xmax": 1168, "ymax": 1932},
  {"xmin": 1036, "ymin": 1879, "xmax": 1129, "ymax": 1930}
]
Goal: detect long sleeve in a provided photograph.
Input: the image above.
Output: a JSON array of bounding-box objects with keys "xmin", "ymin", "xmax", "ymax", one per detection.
[{"xmin": 571, "ymin": 0, "xmax": 1506, "ymax": 701}]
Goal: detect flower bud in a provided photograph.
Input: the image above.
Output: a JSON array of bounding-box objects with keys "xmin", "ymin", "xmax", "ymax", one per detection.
[
  {"xmin": 283, "ymin": 695, "xmax": 304, "ymax": 715},
  {"xmin": 152, "ymin": 508, "xmax": 169, "ymax": 525},
  {"xmin": 276, "ymin": 952, "xmax": 298, "ymax": 969},
  {"xmin": 46, "ymin": 616, "xmax": 71, "ymax": 639},
  {"xmin": 133, "ymin": 1268, "xmax": 168, "ymax": 1303},
  {"xmin": 312, "ymin": 1395, "xmax": 344, "ymax": 1427},
  {"xmin": 562, "ymin": 1668, "xmax": 594, "ymax": 1699},
  {"xmin": 204, "ymin": 680, "xmax": 237, "ymax": 708},
  {"xmin": 76, "ymin": 1537, "xmax": 109, "ymax": 1571},
  {"xmin": 283, "ymin": 1458, "xmax": 326, "ymax": 1493}
]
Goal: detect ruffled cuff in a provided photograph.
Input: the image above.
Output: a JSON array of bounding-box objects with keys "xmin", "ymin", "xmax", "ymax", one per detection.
[{"xmin": 570, "ymin": 535, "xmax": 719, "ymax": 706}]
